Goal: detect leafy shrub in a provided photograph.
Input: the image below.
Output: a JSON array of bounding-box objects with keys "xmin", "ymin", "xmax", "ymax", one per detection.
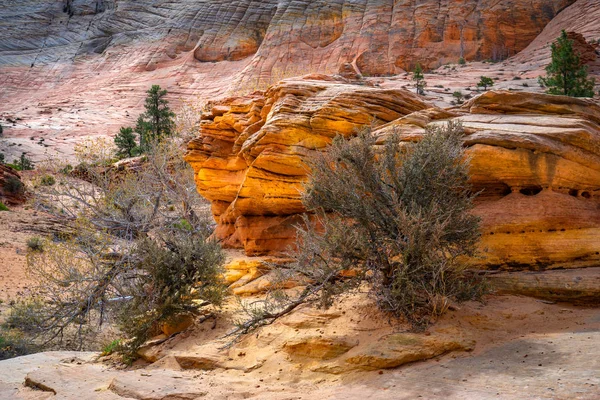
[
  {"xmin": 0, "ymin": 330, "xmax": 36, "ymax": 360},
  {"xmin": 59, "ymin": 164, "xmax": 73, "ymax": 175},
  {"xmin": 20, "ymin": 140, "xmax": 226, "ymax": 355},
  {"xmin": 452, "ymin": 91, "xmax": 465, "ymax": 104},
  {"xmin": 0, "ymin": 202, "xmax": 8, "ymax": 211},
  {"xmin": 39, "ymin": 175, "xmax": 56, "ymax": 186},
  {"xmin": 458, "ymin": 57, "xmax": 466, "ymax": 65},
  {"xmin": 477, "ymin": 76, "xmax": 494, "ymax": 91},
  {"xmin": 12, "ymin": 153, "xmax": 34, "ymax": 171},
  {"xmin": 101, "ymin": 339, "xmax": 122, "ymax": 356},
  {"xmin": 116, "ymin": 232, "xmax": 226, "ymax": 355},
  {"xmin": 238, "ymin": 122, "xmax": 483, "ymax": 334},
  {"xmin": 26, "ymin": 237, "xmax": 44, "ymax": 252}
]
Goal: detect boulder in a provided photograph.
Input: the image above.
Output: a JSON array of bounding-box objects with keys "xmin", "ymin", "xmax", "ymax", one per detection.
[
  {"xmin": 283, "ymin": 336, "xmax": 358, "ymax": 361},
  {"xmin": 313, "ymin": 331, "xmax": 474, "ymax": 373}
]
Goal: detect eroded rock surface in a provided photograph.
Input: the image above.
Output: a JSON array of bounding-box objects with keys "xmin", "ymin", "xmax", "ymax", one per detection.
[{"xmin": 187, "ymin": 84, "xmax": 600, "ymax": 271}]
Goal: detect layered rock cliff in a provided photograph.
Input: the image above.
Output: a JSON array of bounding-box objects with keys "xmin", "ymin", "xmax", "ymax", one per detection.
[
  {"xmin": 186, "ymin": 79, "xmax": 600, "ymax": 271},
  {"xmin": 0, "ymin": 0, "xmax": 576, "ymax": 74},
  {"xmin": 4, "ymin": 0, "xmax": 599, "ymax": 163}
]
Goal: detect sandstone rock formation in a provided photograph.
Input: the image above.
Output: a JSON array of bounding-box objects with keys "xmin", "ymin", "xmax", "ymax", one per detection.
[
  {"xmin": 185, "ymin": 77, "xmax": 432, "ymax": 254},
  {"xmin": 186, "ymin": 81, "xmax": 600, "ymax": 272}
]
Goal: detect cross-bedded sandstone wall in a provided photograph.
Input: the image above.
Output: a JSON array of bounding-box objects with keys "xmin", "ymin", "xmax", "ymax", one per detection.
[{"xmin": 0, "ymin": 0, "xmax": 575, "ymax": 74}]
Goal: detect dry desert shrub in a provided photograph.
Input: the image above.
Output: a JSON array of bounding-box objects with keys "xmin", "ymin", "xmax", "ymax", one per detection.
[
  {"xmin": 236, "ymin": 121, "xmax": 484, "ymax": 336},
  {"xmin": 6, "ymin": 140, "xmax": 226, "ymax": 358}
]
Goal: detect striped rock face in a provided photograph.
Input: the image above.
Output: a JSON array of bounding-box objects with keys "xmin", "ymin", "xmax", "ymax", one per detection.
[
  {"xmin": 0, "ymin": 0, "xmax": 580, "ymax": 161},
  {"xmin": 186, "ymin": 81, "xmax": 600, "ymax": 272}
]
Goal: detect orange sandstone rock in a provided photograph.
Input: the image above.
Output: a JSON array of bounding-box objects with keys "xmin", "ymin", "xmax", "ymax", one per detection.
[
  {"xmin": 187, "ymin": 83, "xmax": 600, "ymax": 272},
  {"xmin": 185, "ymin": 77, "xmax": 431, "ymax": 255}
]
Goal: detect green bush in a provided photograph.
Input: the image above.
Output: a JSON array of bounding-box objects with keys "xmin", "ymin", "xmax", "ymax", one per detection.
[
  {"xmin": 458, "ymin": 57, "xmax": 466, "ymax": 65},
  {"xmin": 12, "ymin": 153, "xmax": 34, "ymax": 171},
  {"xmin": 0, "ymin": 202, "xmax": 8, "ymax": 211},
  {"xmin": 452, "ymin": 91, "xmax": 465, "ymax": 104},
  {"xmin": 26, "ymin": 237, "xmax": 44, "ymax": 252},
  {"xmin": 101, "ymin": 339, "xmax": 122, "ymax": 356},
  {"xmin": 477, "ymin": 76, "xmax": 494, "ymax": 91},
  {"xmin": 0, "ymin": 330, "xmax": 36, "ymax": 360},
  {"xmin": 116, "ymin": 232, "xmax": 226, "ymax": 355},
  {"xmin": 39, "ymin": 175, "xmax": 56, "ymax": 186},
  {"xmin": 59, "ymin": 164, "xmax": 73, "ymax": 175},
  {"xmin": 20, "ymin": 140, "xmax": 226, "ymax": 356}
]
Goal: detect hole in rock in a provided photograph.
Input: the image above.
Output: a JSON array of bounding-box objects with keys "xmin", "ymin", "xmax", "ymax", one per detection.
[
  {"xmin": 581, "ymin": 191, "xmax": 591, "ymax": 199},
  {"xmin": 519, "ymin": 186, "xmax": 543, "ymax": 196},
  {"xmin": 568, "ymin": 189, "xmax": 578, "ymax": 197}
]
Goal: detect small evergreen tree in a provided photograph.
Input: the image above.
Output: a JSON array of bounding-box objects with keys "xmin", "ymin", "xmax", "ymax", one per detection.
[
  {"xmin": 412, "ymin": 63, "xmax": 426, "ymax": 95},
  {"xmin": 114, "ymin": 127, "xmax": 138, "ymax": 158},
  {"xmin": 452, "ymin": 91, "xmax": 464, "ymax": 104},
  {"xmin": 137, "ymin": 85, "xmax": 175, "ymax": 149},
  {"xmin": 539, "ymin": 30, "xmax": 595, "ymax": 97},
  {"xmin": 13, "ymin": 153, "xmax": 34, "ymax": 171},
  {"xmin": 477, "ymin": 76, "xmax": 494, "ymax": 91}
]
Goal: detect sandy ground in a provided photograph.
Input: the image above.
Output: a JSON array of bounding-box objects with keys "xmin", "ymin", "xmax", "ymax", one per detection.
[
  {"xmin": 0, "ymin": 294, "xmax": 598, "ymax": 399},
  {"xmin": 0, "ymin": 205, "xmax": 49, "ymax": 303}
]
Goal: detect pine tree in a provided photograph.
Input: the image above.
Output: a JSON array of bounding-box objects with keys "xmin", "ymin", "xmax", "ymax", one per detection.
[
  {"xmin": 477, "ymin": 76, "xmax": 494, "ymax": 91},
  {"xmin": 539, "ymin": 30, "xmax": 595, "ymax": 97},
  {"xmin": 114, "ymin": 127, "xmax": 138, "ymax": 158},
  {"xmin": 137, "ymin": 85, "xmax": 175, "ymax": 148},
  {"xmin": 412, "ymin": 63, "xmax": 426, "ymax": 95},
  {"xmin": 134, "ymin": 116, "xmax": 151, "ymax": 151}
]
